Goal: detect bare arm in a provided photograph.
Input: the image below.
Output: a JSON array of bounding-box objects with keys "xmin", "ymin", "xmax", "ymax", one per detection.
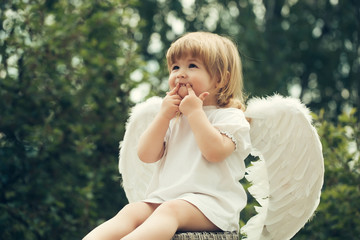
[
  {"xmin": 137, "ymin": 84, "xmax": 181, "ymax": 163},
  {"xmin": 179, "ymin": 85, "xmax": 235, "ymax": 162}
]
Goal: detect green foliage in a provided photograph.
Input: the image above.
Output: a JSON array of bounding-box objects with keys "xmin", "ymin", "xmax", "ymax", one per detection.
[
  {"xmin": 0, "ymin": 0, "xmax": 143, "ymax": 238},
  {"xmin": 293, "ymin": 109, "xmax": 360, "ymax": 239},
  {"xmin": 133, "ymin": 0, "xmax": 360, "ymax": 119}
]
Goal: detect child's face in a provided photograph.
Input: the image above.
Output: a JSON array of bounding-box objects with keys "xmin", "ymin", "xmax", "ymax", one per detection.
[{"xmin": 168, "ymin": 56, "xmax": 217, "ymax": 105}]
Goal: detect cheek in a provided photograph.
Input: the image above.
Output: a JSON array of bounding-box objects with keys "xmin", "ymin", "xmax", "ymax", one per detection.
[{"xmin": 168, "ymin": 75, "xmax": 176, "ymax": 89}]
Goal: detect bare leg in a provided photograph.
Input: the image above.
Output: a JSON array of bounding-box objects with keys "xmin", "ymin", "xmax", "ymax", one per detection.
[
  {"xmin": 122, "ymin": 199, "xmax": 220, "ymax": 240},
  {"xmin": 83, "ymin": 202, "xmax": 158, "ymax": 240}
]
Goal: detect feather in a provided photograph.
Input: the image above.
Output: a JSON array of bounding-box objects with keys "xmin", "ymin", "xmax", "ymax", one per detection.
[
  {"xmin": 241, "ymin": 95, "xmax": 324, "ymax": 240},
  {"xmin": 118, "ymin": 96, "xmax": 163, "ymax": 203}
]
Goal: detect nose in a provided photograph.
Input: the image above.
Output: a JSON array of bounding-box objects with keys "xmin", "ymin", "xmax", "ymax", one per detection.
[{"xmin": 176, "ymin": 68, "xmax": 187, "ymax": 79}]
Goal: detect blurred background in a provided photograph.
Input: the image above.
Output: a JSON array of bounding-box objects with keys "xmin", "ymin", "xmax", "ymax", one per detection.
[{"xmin": 0, "ymin": 0, "xmax": 359, "ymax": 239}]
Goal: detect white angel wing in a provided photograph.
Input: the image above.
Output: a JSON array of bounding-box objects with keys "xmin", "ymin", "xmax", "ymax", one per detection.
[
  {"xmin": 118, "ymin": 96, "xmax": 162, "ymax": 203},
  {"xmin": 241, "ymin": 95, "xmax": 324, "ymax": 240}
]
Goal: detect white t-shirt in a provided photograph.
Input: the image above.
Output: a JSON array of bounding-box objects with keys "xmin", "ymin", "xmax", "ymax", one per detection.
[{"xmin": 144, "ymin": 106, "xmax": 251, "ymax": 231}]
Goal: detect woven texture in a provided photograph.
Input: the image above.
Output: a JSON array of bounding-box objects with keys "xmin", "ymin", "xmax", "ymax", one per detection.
[{"xmin": 172, "ymin": 232, "xmax": 239, "ymax": 240}]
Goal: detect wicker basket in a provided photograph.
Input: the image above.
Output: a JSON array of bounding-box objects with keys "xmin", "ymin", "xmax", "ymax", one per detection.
[{"xmin": 172, "ymin": 231, "xmax": 239, "ymax": 240}]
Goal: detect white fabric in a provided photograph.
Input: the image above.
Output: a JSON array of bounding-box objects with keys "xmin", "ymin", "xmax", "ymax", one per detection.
[{"xmin": 143, "ymin": 106, "xmax": 251, "ymax": 231}]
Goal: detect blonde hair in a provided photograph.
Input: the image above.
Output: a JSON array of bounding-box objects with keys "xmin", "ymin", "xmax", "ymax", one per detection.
[{"xmin": 166, "ymin": 32, "xmax": 246, "ymax": 110}]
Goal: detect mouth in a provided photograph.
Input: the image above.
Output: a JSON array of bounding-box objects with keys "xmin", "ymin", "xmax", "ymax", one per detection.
[
  {"xmin": 178, "ymin": 83, "xmax": 192, "ymax": 87},
  {"xmin": 178, "ymin": 83, "xmax": 189, "ymax": 98}
]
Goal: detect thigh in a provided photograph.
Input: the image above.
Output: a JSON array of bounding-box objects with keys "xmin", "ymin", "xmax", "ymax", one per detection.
[
  {"xmin": 116, "ymin": 201, "xmax": 160, "ymax": 227},
  {"xmin": 156, "ymin": 199, "xmax": 220, "ymax": 232},
  {"xmin": 83, "ymin": 201, "xmax": 159, "ymax": 240}
]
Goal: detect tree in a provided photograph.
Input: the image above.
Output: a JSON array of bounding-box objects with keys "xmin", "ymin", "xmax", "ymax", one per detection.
[
  {"xmin": 132, "ymin": 0, "xmax": 360, "ymax": 119},
  {"xmin": 0, "ymin": 0, "xmax": 144, "ymax": 238}
]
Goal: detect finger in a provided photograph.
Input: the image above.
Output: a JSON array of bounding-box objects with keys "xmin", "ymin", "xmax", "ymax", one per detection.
[
  {"xmin": 169, "ymin": 93, "xmax": 182, "ymax": 101},
  {"xmin": 167, "ymin": 83, "xmax": 180, "ymax": 95},
  {"xmin": 186, "ymin": 83, "xmax": 195, "ymax": 95},
  {"xmin": 173, "ymin": 98, "xmax": 182, "ymax": 105},
  {"xmin": 199, "ymin": 92, "xmax": 209, "ymax": 102}
]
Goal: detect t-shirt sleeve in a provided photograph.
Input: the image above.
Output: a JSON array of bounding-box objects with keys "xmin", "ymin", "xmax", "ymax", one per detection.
[{"xmin": 211, "ymin": 108, "xmax": 251, "ymax": 154}]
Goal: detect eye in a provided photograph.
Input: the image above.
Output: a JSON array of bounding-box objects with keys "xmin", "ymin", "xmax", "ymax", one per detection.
[
  {"xmin": 189, "ymin": 63, "xmax": 198, "ymax": 68},
  {"xmin": 172, "ymin": 65, "xmax": 179, "ymax": 71}
]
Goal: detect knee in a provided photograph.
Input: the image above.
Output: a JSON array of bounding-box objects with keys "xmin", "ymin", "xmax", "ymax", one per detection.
[
  {"xmin": 155, "ymin": 200, "xmax": 184, "ymax": 218},
  {"xmin": 115, "ymin": 203, "xmax": 141, "ymax": 224},
  {"xmin": 118, "ymin": 202, "xmax": 137, "ymax": 214},
  {"xmin": 82, "ymin": 233, "xmax": 95, "ymax": 240},
  {"xmin": 116, "ymin": 202, "xmax": 157, "ymax": 227}
]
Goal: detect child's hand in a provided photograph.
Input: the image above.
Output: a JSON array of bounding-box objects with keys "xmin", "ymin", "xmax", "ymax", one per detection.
[
  {"xmin": 160, "ymin": 83, "xmax": 182, "ymax": 120},
  {"xmin": 179, "ymin": 84, "xmax": 209, "ymax": 116}
]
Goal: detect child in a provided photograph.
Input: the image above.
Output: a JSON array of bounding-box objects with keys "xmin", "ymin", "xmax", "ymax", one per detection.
[{"xmin": 83, "ymin": 32, "xmax": 251, "ymax": 240}]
